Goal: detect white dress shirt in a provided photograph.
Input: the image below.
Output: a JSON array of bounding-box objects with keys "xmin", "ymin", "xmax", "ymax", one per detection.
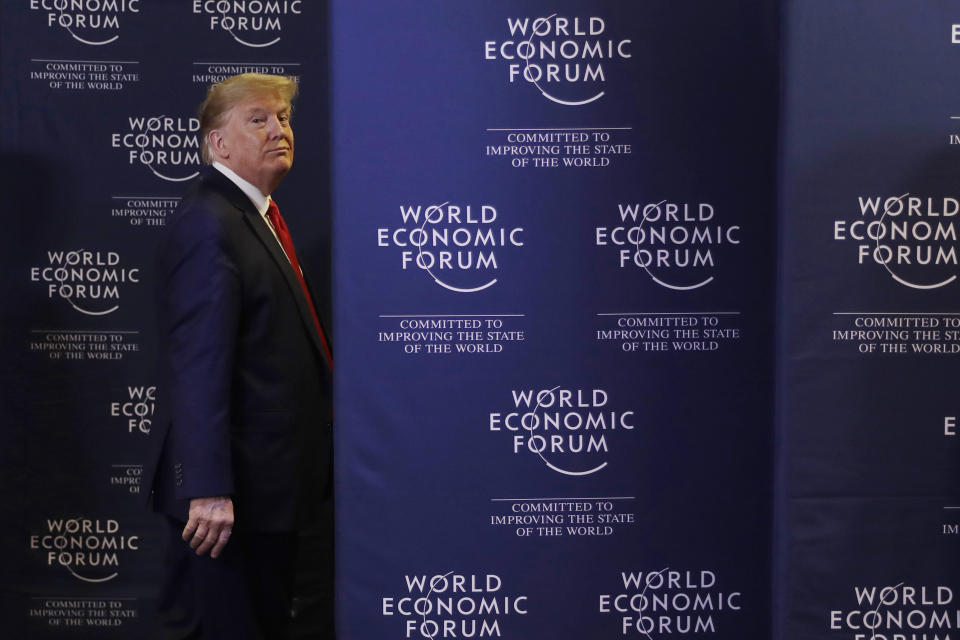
[{"xmin": 212, "ymin": 162, "xmax": 286, "ymax": 251}]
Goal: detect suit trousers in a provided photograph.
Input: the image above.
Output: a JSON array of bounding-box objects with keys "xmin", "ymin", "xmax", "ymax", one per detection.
[{"xmin": 154, "ymin": 516, "xmax": 297, "ymax": 640}]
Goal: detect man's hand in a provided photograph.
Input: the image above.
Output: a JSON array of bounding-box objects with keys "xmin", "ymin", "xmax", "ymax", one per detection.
[{"xmin": 183, "ymin": 496, "xmax": 234, "ymax": 559}]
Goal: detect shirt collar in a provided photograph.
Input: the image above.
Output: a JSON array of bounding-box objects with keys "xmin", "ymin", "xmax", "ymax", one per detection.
[{"xmin": 212, "ymin": 162, "xmax": 271, "ymax": 216}]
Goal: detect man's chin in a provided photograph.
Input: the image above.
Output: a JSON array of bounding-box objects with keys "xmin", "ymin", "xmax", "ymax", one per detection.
[
  {"xmin": 269, "ymin": 156, "xmax": 293, "ymax": 172},
  {"xmin": 271, "ymin": 163, "xmax": 292, "ymax": 184}
]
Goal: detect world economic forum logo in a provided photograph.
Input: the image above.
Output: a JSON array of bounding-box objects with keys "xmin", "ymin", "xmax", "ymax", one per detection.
[
  {"xmin": 595, "ymin": 201, "xmax": 741, "ymax": 291},
  {"xmin": 110, "ymin": 385, "xmax": 156, "ymax": 434},
  {"xmin": 834, "ymin": 193, "xmax": 960, "ymax": 290},
  {"xmin": 112, "ymin": 115, "xmax": 201, "ymax": 183},
  {"xmin": 599, "ymin": 569, "xmax": 743, "ymax": 638},
  {"xmin": 28, "ymin": 0, "xmax": 140, "ymax": 46},
  {"xmin": 191, "ymin": 0, "xmax": 302, "ymax": 48},
  {"xmin": 30, "ymin": 250, "xmax": 140, "ymax": 316},
  {"xmin": 484, "ymin": 14, "xmax": 632, "ymax": 106},
  {"xmin": 489, "ymin": 387, "xmax": 636, "ymax": 477},
  {"xmin": 381, "ymin": 572, "xmax": 528, "ymax": 639},
  {"xmin": 29, "ymin": 518, "xmax": 140, "ymax": 583},
  {"xmin": 377, "ymin": 203, "xmax": 524, "ymax": 293},
  {"xmin": 828, "ymin": 582, "xmax": 958, "ymax": 640}
]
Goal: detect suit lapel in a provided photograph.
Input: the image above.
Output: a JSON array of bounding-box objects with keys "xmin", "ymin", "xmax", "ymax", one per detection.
[{"xmin": 203, "ymin": 169, "xmax": 329, "ymax": 364}]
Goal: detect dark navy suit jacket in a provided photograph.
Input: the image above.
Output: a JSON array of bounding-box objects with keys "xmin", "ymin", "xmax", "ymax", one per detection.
[{"xmin": 144, "ymin": 167, "xmax": 332, "ymax": 532}]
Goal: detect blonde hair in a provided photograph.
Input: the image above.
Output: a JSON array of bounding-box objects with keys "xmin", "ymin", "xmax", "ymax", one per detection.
[{"xmin": 198, "ymin": 73, "xmax": 298, "ymax": 164}]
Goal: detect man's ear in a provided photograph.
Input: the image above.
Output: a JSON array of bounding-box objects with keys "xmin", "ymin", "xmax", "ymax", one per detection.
[{"xmin": 208, "ymin": 129, "xmax": 228, "ymax": 160}]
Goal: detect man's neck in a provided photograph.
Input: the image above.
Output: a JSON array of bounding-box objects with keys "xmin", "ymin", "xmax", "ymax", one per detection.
[{"xmin": 212, "ymin": 162, "xmax": 270, "ymax": 214}]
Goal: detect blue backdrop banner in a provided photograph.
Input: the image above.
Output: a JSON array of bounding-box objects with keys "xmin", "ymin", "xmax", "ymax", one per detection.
[
  {"xmin": 778, "ymin": 2, "xmax": 960, "ymax": 639},
  {"xmin": 332, "ymin": 2, "xmax": 778, "ymax": 638},
  {"xmin": 0, "ymin": 0, "xmax": 329, "ymax": 635}
]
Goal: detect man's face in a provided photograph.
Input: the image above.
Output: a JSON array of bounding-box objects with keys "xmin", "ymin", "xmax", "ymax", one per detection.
[{"xmin": 215, "ymin": 91, "xmax": 294, "ymax": 194}]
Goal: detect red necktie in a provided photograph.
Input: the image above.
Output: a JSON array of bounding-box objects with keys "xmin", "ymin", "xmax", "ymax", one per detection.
[{"xmin": 265, "ymin": 200, "xmax": 334, "ymax": 371}]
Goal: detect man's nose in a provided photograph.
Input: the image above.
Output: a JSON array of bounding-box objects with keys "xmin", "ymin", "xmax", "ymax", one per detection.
[{"xmin": 265, "ymin": 115, "xmax": 284, "ymax": 136}]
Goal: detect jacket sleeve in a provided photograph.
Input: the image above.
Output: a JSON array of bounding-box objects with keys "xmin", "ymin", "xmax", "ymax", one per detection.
[{"xmin": 158, "ymin": 205, "xmax": 240, "ymax": 500}]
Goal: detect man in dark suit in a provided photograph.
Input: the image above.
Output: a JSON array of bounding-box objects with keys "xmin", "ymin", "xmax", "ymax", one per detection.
[{"xmin": 144, "ymin": 73, "xmax": 333, "ymax": 639}]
